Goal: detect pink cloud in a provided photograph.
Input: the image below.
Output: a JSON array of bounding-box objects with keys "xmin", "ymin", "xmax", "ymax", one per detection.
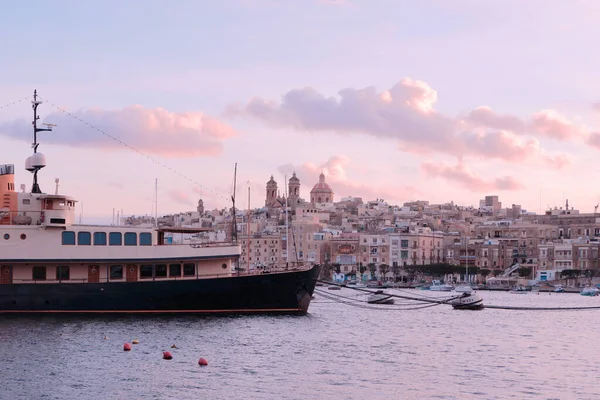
[
  {"xmin": 593, "ymin": 103, "xmax": 600, "ymax": 112},
  {"xmin": 168, "ymin": 189, "xmax": 194, "ymax": 206},
  {"xmin": 277, "ymin": 156, "xmax": 421, "ymax": 203},
  {"xmin": 587, "ymin": 132, "xmax": 600, "ymax": 149},
  {"xmin": 463, "ymin": 106, "xmax": 525, "ymax": 132},
  {"xmin": 530, "ymin": 109, "xmax": 584, "ymax": 140},
  {"xmin": 421, "ymin": 160, "xmax": 524, "ymax": 191},
  {"xmin": 228, "ymin": 78, "xmax": 575, "ymax": 164},
  {"xmin": 541, "ymin": 152, "xmax": 571, "ymax": 169},
  {"xmin": 0, "ymin": 105, "xmax": 237, "ymax": 158}
]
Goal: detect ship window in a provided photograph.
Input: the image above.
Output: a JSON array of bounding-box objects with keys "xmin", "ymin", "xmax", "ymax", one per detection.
[
  {"xmin": 124, "ymin": 232, "xmax": 137, "ymax": 246},
  {"xmin": 169, "ymin": 264, "xmax": 181, "ymax": 277},
  {"xmin": 93, "ymin": 232, "xmax": 106, "ymax": 245},
  {"xmin": 140, "ymin": 265, "xmax": 153, "ymax": 279},
  {"xmin": 109, "ymin": 232, "xmax": 122, "ymax": 246},
  {"xmin": 22, "ymin": 199, "xmax": 30, "ymax": 205},
  {"xmin": 154, "ymin": 264, "xmax": 167, "ymax": 278},
  {"xmin": 140, "ymin": 232, "xmax": 152, "ymax": 246},
  {"xmin": 56, "ymin": 266, "xmax": 70, "ymax": 281},
  {"xmin": 62, "ymin": 231, "xmax": 76, "ymax": 245},
  {"xmin": 32, "ymin": 266, "xmax": 46, "ymax": 280},
  {"xmin": 183, "ymin": 263, "xmax": 195, "ymax": 276},
  {"xmin": 221, "ymin": 263, "xmax": 228, "ymax": 269},
  {"xmin": 110, "ymin": 265, "xmax": 123, "ymax": 280},
  {"xmin": 78, "ymin": 231, "xmax": 91, "ymax": 245}
]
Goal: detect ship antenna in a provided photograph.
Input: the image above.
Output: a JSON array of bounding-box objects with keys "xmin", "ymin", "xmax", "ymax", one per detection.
[
  {"xmin": 29, "ymin": 89, "xmax": 54, "ymax": 193},
  {"xmin": 231, "ymin": 163, "xmax": 237, "ymax": 244}
]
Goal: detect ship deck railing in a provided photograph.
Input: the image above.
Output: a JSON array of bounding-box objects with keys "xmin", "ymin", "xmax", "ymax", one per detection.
[{"xmin": 9, "ymin": 266, "xmax": 313, "ymax": 284}]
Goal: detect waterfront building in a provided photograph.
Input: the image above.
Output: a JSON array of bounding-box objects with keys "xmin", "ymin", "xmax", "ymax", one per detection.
[
  {"xmin": 389, "ymin": 227, "xmax": 444, "ymax": 267},
  {"xmin": 238, "ymin": 233, "xmax": 282, "ymax": 271},
  {"xmin": 327, "ymin": 232, "xmax": 360, "ymax": 274}
]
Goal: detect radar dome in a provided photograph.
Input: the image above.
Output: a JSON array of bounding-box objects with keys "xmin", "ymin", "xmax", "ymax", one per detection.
[
  {"xmin": 30, "ymin": 153, "xmax": 47, "ymax": 169},
  {"xmin": 25, "ymin": 156, "xmax": 34, "ymax": 171},
  {"xmin": 25, "ymin": 153, "xmax": 47, "ymax": 172}
]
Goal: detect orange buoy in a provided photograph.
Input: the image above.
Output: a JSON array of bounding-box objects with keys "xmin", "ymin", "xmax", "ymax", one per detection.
[
  {"xmin": 198, "ymin": 358, "xmax": 208, "ymax": 366},
  {"xmin": 123, "ymin": 343, "xmax": 132, "ymax": 351},
  {"xmin": 163, "ymin": 351, "xmax": 173, "ymax": 360},
  {"xmin": 132, "ymin": 339, "xmax": 139, "ymax": 344}
]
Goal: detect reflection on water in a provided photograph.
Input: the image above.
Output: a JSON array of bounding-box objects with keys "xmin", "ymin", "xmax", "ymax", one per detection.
[{"xmin": 1, "ymin": 290, "xmax": 599, "ymax": 400}]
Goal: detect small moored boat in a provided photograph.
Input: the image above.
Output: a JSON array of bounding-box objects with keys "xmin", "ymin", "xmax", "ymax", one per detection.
[
  {"xmin": 580, "ymin": 286, "xmax": 599, "ymax": 296},
  {"xmin": 449, "ymin": 292, "xmax": 484, "ymax": 310},
  {"xmin": 366, "ymin": 290, "xmax": 395, "ymax": 305},
  {"xmin": 429, "ymin": 280, "xmax": 453, "ymax": 292},
  {"xmin": 509, "ymin": 286, "xmax": 528, "ymax": 294}
]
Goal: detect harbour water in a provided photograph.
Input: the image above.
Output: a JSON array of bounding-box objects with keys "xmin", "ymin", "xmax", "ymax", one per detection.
[{"xmin": 1, "ymin": 290, "xmax": 599, "ymax": 399}]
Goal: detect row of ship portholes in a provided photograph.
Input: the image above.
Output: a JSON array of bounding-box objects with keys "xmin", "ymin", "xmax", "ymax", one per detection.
[{"xmin": 3, "ymin": 233, "xmax": 27, "ymax": 240}]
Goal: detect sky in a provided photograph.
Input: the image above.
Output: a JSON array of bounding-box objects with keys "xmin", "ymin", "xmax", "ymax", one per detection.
[{"xmin": 1, "ymin": 0, "xmax": 600, "ymax": 222}]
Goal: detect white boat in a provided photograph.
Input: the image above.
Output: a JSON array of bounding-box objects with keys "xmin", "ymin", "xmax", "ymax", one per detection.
[
  {"xmin": 429, "ymin": 280, "xmax": 453, "ymax": 291},
  {"xmin": 0, "ymin": 90, "xmax": 321, "ymax": 315},
  {"xmin": 580, "ymin": 286, "xmax": 599, "ymax": 296},
  {"xmin": 453, "ymin": 284, "xmax": 472, "ymax": 293},
  {"xmin": 509, "ymin": 286, "xmax": 528, "ymax": 294},
  {"xmin": 366, "ymin": 290, "xmax": 395, "ymax": 304},
  {"xmin": 553, "ymin": 285, "xmax": 565, "ymax": 293},
  {"xmin": 347, "ymin": 281, "xmax": 366, "ymax": 288},
  {"xmin": 449, "ymin": 292, "xmax": 484, "ymax": 310}
]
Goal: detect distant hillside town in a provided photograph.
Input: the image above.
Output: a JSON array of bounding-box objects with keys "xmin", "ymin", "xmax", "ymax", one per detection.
[{"xmin": 123, "ymin": 173, "xmax": 600, "ymax": 287}]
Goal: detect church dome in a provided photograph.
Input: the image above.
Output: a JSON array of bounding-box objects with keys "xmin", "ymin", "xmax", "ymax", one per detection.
[{"xmin": 310, "ymin": 172, "xmax": 334, "ymax": 204}]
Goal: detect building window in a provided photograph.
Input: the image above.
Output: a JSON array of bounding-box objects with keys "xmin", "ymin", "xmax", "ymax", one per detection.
[
  {"xmin": 183, "ymin": 263, "xmax": 195, "ymax": 276},
  {"xmin": 140, "ymin": 265, "xmax": 153, "ymax": 279},
  {"xmin": 155, "ymin": 264, "xmax": 167, "ymax": 278},
  {"xmin": 56, "ymin": 266, "xmax": 70, "ymax": 281},
  {"xmin": 169, "ymin": 264, "xmax": 181, "ymax": 277},
  {"xmin": 110, "ymin": 265, "xmax": 123, "ymax": 280},
  {"xmin": 124, "ymin": 232, "xmax": 137, "ymax": 246},
  {"xmin": 401, "ymin": 240, "xmax": 409, "ymax": 248},
  {"xmin": 78, "ymin": 231, "xmax": 91, "ymax": 245},
  {"xmin": 109, "ymin": 232, "xmax": 122, "ymax": 246},
  {"xmin": 94, "ymin": 232, "xmax": 107, "ymax": 245},
  {"xmin": 62, "ymin": 231, "xmax": 75, "ymax": 245},
  {"xmin": 140, "ymin": 232, "xmax": 152, "ymax": 246},
  {"xmin": 32, "ymin": 266, "xmax": 46, "ymax": 280}
]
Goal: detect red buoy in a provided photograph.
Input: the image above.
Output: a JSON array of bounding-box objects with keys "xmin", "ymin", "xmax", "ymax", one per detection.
[
  {"xmin": 198, "ymin": 358, "xmax": 208, "ymax": 366},
  {"xmin": 123, "ymin": 343, "xmax": 131, "ymax": 351},
  {"xmin": 163, "ymin": 351, "xmax": 173, "ymax": 360}
]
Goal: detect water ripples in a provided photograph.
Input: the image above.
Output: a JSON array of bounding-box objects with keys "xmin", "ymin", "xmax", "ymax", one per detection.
[{"xmin": 1, "ymin": 290, "xmax": 600, "ymax": 399}]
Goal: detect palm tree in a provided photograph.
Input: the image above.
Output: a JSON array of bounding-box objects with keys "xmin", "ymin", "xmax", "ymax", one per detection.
[
  {"xmin": 392, "ymin": 264, "xmax": 402, "ymax": 282},
  {"xmin": 379, "ymin": 264, "xmax": 390, "ymax": 281},
  {"xmin": 368, "ymin": 263, "xmax": 377, "ymax": 280}
]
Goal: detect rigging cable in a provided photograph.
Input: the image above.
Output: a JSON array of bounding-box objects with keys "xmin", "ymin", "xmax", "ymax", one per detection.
[
  {"xmin": 0, "ymin": 96, "xmax": 31, "ymax": 111},
  {"xmin": 316, "ymin": 287, "xmax": 449, "ymax": 306},
  {"xmin": 39, "ymin": 97, "xmax": 231, "ymax": 204},
  {"xmin": 314, "ymin": 289, "xmax": 444, "ymax": 311},
  {"xmin": 317, "ymin": 281, "xmax": 600, "ymax": 311}
]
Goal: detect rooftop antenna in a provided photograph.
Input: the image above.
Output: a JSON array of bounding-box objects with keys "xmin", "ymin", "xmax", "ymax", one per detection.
[
  {"xmin": 27, "ymin": 90, "xmax": 55, "ymax": 193},
  {"xmin": 54, "ymin": 178, "xmax": 60, "ymax": 195}
]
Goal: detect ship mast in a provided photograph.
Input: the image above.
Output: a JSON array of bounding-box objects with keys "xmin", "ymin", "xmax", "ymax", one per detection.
[
  {"xmin": 29, "ymin": 90, "xmax": 53, "ymax": 193},
  {"xmin": 231, "ymin": 163, "xmax": 237, "ymax": 244}
]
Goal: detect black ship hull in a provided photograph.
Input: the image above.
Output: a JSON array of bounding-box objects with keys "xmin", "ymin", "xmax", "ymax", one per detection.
[{"xmin": 0, "ymin": 265, "xmax": 320, "ymax": 315}]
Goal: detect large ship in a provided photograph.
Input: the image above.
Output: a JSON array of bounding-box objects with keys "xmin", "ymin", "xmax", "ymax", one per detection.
[{"xmin": 0, "ymin": 91, "xmax": 319, "ymax": 314}]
